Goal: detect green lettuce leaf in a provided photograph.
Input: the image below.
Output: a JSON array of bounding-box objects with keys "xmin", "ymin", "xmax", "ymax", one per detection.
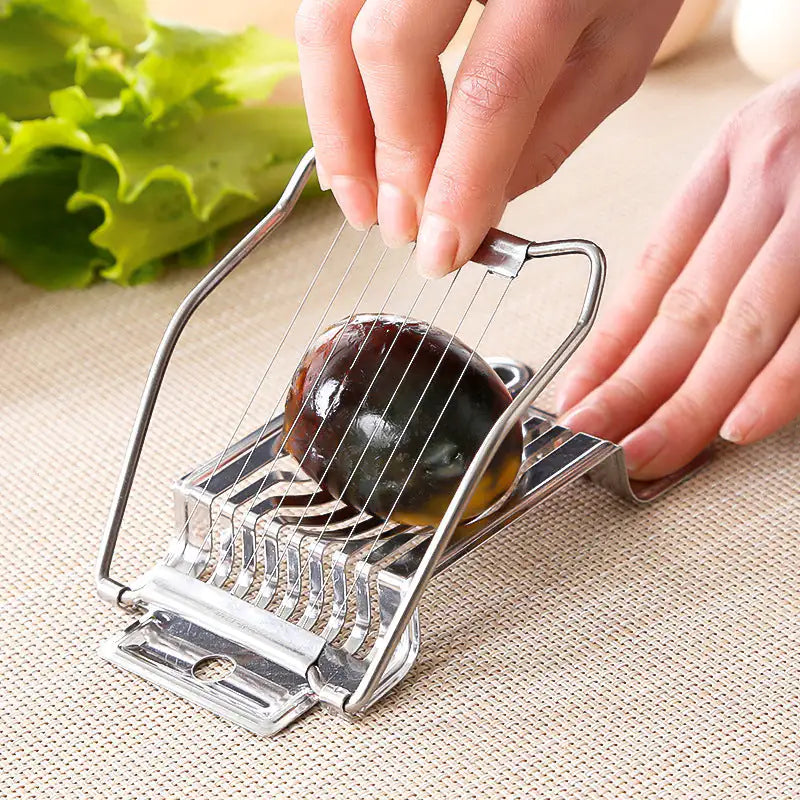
[
  {"xmin": 71, "ymin": 36, "xmax": 135, "ymax": 101},
  {"xmin": 69, "ymin": 102, "xmax": 311, "ymax": 283},
  {"xmin": 0, "ymin": 1, "xmax": 147, "ymax": 118},
  {"xmin": 70, "ymin": 155, "xmax": 300, "ymax": 285},
  {"xmin": 0, "ymin": 0, "xmax": 313, "ymax": 289},
  {"xmin": 0, "ymin": 94, "xmax": 312, "ymax": 287},
  {"xmin": 133, "ymin": 21, "xmax": 299, "ymax": 120},
  {"xmin": 51, "ymin": 87, "xmax": 310, "ymax": 215},
  {"xmin": 0, "ymin": 0, "xmax": 148, "ymax": 50},
  {"xmin": 0, "ymin": 9, "xmax": 81, "ymax": 119},
  {"xmin": 0, "ymin": 148, "xmax": 109, "ymax": 288}
]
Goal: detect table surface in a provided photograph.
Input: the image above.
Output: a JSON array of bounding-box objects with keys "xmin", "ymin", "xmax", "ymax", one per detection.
[{"xmin": 3, "ymin": 7, "xmax": 799, "ymax": 800}]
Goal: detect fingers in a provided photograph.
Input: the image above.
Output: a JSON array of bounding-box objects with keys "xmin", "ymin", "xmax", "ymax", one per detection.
[
  {"xmin": 299, "ymin": 0, "xmax": 682, "ymax": 263},
  {"xmin": 621, "ymin": 211, "xmax": 800, "ymax": 479},
  {"xmin": 351, "ymin": 0, "xmax": 470, "ymax": 247},
  {"xmin": 721, "ymin": 314, "xmax": 800, "ymax": 445},
  {"xmin": 296, "ymin": 0, "xmax": 377, "ymax": 229},
  {"xmin": 561, "ymin": 181, "xmax": 783, "ymax": 445},
  {"xmin": 556, "ymin": 139, "xmax": 730, "ymax": 415},
  {"xmin": 557, "ymin": 73, "xmax": 800, "ymax": 479},
  {"xmin": 415, "ymin": 0, "xmax": 587, "ymax": 278}
]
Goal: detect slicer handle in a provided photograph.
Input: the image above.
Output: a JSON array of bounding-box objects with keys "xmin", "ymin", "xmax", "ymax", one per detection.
[{"xmin": 344, "ymin": 236, "xmax": 607, "ymax": 714}]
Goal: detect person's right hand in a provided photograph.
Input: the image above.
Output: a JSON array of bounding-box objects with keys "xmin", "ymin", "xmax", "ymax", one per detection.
[
  {"xmin": 295, "ymin": 0, "xmax": 683, "ymax": 277},
  {"xmin": 557, "ymin": 73, "xmax": 800, "ymax": 480}
]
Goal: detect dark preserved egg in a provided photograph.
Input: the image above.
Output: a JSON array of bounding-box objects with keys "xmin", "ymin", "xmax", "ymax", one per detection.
[{"xmin": 283, "ymin": 314, "xmax": 522, "ymax": 526}]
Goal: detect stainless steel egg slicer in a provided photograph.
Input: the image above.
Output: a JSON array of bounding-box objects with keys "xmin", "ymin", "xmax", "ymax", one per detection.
[{"xmin": 96, "ymin": 150, "xmax": 710, "ymax": 736}]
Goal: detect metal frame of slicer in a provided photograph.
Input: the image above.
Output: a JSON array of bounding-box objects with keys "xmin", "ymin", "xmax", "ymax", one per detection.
[{"xmin": 96, "ymin": 150, "xmax": 711, "ymax": 735}]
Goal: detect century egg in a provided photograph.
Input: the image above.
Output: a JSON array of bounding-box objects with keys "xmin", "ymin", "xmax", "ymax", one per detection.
[{"xmin": 282, "ymin": 314, "xmax": 522, "ymax": 526}]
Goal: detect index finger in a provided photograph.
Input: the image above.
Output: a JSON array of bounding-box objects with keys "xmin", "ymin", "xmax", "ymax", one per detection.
[
  {"xmin": 415, "ymin": 0, "xmax": 586, "ymax": 277},
  {"xmin": 296, "ymin": 0, "xmax": 378, "ymax": 229}
]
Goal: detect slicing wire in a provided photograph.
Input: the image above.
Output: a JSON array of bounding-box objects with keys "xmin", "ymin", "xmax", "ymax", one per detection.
[
  {"xmin": 264, "ymin": 268, "xmax": 464, "ymax": 610},
  {"xmin": 340, "ymin": 279, "xmax": 513, "ymax": 622},
  {"xmin": 297, "ymin": 271, "xmax": 493, "ymax": 616},
  {"xmin": 165, "ymin": 221, "xmax": 348, "ymax": 563},
  {"xmin": 223, "ymin": 238, "xmax": 444, "ymax": 596},
  {"xmin": 193, "ymin": 226, "xmax": 377, "ymax": 577},
  {"xmin": 222, "ymin": 239, "xmax": 404, "ymax": 593},
  {"xmin": 247, "ymin": 265, "xmax": 461, "ymax": 602},
  {"xmin": 249, "ymin": 248, "xmax": 425, "ymax": 604},
  {"xmin": 250, "ymin": 251, "xmax": 428, "ymax": 605}
]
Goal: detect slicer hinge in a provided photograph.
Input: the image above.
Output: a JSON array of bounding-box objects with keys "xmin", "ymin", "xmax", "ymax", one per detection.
[{"xmin": 307, "ymin": 665, "xmax": 352, "ymax": 719}]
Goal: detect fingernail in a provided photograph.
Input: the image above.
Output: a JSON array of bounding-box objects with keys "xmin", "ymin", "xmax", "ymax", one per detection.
[
  {"xmin": 415, "ymin": 212, "xmax": 459, "ymax": 278},
  {"xmin": 559, "ymin": 404, "xmax": 608, "ymax": 436},
  {"xmin": 620, "ymin": 421, "xmax": 667, "ymax": 474},
  {"xmin": 556, "ymin": 374, "xmax": 593, "ymax": 416},
  {"xmin": 316, "ymin": 161, "xmax": 330, "ymax": 191},
  {"xmin": 330, "ymin": 175, "xmax": 377, "ymax": 231},
  {"xmin": 720, "ymin": 405, "xmax": 761, "ymax": 444},
  {"xmin": 377, "ymin": 183, "xmax": 418, "ymax": 248}
]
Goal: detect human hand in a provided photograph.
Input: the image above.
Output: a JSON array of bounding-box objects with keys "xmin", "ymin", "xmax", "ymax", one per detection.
[
  {"xmin": 295, "ymin": 0, "xmax": 683, "ymax": 276},
  {"xmin": 557, "ymin": 73, "xmax": 800, "ymax": 480}
]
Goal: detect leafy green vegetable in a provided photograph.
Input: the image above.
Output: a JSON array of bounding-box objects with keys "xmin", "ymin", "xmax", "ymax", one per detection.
[
  {"xmin": 0, "ymin": 148, "xmax": 109, "ymax": 288},
  {"xmin": 0, "ymin": 0, "xmax": 148, "ymax": 51},
  {"xmin": 0, "ymin": 0, "xmax": 148, "ymax": 118},
  {"xmin": 134, "ymin": 21, "xmax": 299, "ymax": 120},
  {"xmin": 70, "ymin": 104, "xmax": 307, "ymax": 283},
  {"xmin": 0, "ymin": 9, "xmax": 83, "ymax": 119},
  {"xmin": 0, "ymin": 0, "xmax": 313, "ymax": 289}
]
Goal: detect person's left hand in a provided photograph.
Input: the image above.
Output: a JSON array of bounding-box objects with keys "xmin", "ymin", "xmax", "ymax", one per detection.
[
  {"xmin": 556, "ymin": 73, "xmax": 800, "ymax": 480},
  {"xmin": 295, "ymin": 0, "xmax": 683, "ymax": 277}
]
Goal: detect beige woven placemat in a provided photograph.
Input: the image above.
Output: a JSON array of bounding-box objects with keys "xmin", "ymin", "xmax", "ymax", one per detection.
[{"xmin": 2, "ymin": 21, "xmax": 798, "ymax": 800}]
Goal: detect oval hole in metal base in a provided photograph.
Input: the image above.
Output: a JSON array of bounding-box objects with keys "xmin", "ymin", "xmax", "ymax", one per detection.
[{"xmin": 192, "ymin": 655, "xmax": 236, "ymax": 683}]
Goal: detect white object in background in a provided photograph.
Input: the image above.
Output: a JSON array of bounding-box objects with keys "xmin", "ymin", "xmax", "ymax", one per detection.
[
  {"xmin": 652, "ymin": 0, "xmax": 721, "ymax": 65},
  {"xmin": 733, "ymin": 0, "xmax": 800, "ymax": 82}
]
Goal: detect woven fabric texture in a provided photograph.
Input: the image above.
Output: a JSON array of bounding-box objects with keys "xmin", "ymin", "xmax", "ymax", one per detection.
[{"xmin": 2, "ymin": 20, "xmax": 798, "ymax": 800}]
